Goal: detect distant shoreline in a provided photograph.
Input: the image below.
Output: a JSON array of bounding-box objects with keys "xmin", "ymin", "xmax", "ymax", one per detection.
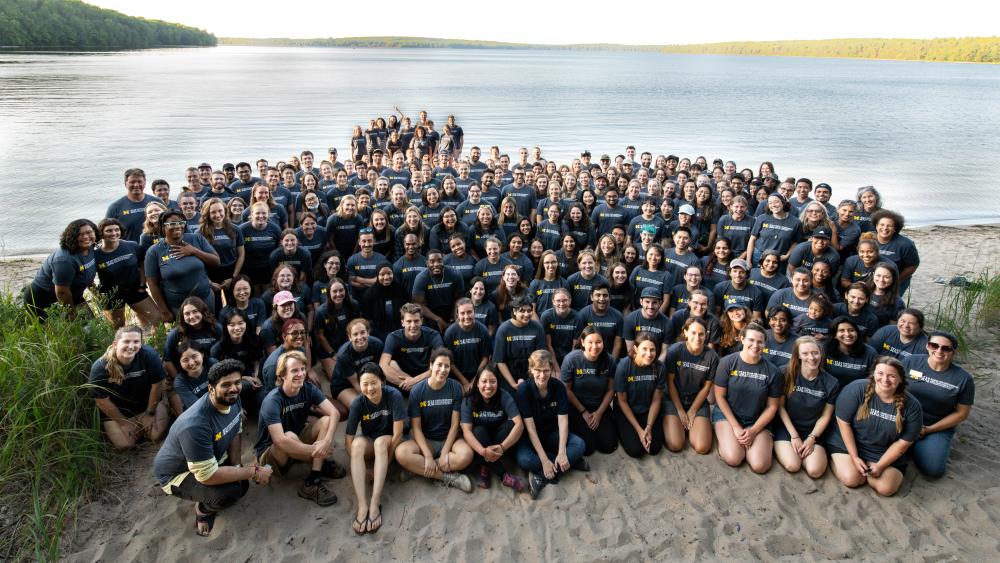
[{"xmin": 218, "ymin": 36, "xmax": 1000, "ymax": 65}]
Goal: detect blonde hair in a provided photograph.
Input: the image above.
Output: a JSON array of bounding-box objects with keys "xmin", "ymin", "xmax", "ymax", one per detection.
[
  {"xmin": 102, "ymin": 325, "xmax": 144, "ymax": 385},
  {"xmin": 528, "ymin": 349, "xmax": 554, "ymax": 371},
  {"xmin": 275, "ymin": 350, "xmax": 308, "ymax": 386}
]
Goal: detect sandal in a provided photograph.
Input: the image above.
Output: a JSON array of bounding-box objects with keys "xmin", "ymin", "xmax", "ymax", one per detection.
[
  {"xmin": 352, "ymin": 515, "xmax": 369, "ymax": 536},
  {"xmin": 194, "ymin": 505, "xmax": 216, "ymax": 537},
  {"xmin": 366, "ymin": 504, "xmax": 383, "ymax": 534}
]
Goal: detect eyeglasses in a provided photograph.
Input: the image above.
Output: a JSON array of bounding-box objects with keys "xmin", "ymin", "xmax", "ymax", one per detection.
[
  {"xmin": 927, "ymin": 342, "xmax": 955, "ymax": 353},
  {"xmin": 164, "ymin": 221, "xmax": 187, "ymax": 228},
  {"xmin": 287, "ymin": 330, "xmax": 307, "ymax": 337}
]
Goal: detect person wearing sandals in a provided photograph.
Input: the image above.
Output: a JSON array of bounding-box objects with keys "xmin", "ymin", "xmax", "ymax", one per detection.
[
  {"xmin": 395, "ymin": 348, "xmax": 475, "ymax": 492},
  {"xmin": 255, "ymin": 351, "xmax": 346, "ymax": 506},
  {"xmin": 345, "ymin": 363, "xmax": 406, "ymax": 536},
  {"xmin": 460, "ymin": 364, "xmax": 527, "ymax": 491},
  {"xmin": 154, "ymin": 359, "xmax": 273, "ymax": 537}
]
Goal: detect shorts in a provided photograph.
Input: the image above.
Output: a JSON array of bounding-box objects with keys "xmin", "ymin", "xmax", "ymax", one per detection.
[
  {"xmin": 709, "ymin": 406, "xmax": 763, "ymax": 431},
  {"xmin": 425, "ymin": 438, "xmax": 445, "ymax": 457},
  {"xmin": 100, "ymin": 285, "xmax": 149, "ymax": 310},
  {"xmin": 772, "ymin": 424, "xmax": 819, "ymax": 443},
  {"xmin": 663, "ymin": 400, "xmax": 710, "ymax": 418},
  {"xmin": 255, "ymin": 422, "xmax": 317, "ymax": 470},
  {"xmin": 329, "ymin": 381, "xmax": 353, "ymax": 398}
]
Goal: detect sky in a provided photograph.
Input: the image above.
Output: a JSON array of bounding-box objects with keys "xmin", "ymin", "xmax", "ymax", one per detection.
[{"xmin": 83, "ymin": 0, "xmax": 999, "ymax": 45}]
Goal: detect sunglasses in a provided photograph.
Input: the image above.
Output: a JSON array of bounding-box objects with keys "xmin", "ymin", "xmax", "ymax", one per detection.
[
  {"xmin": 927, "ymin": 341, "xmax": 955, "ymax": 353},
  {"xmin": 359, "ymin": 227, "xmax": 373, "ymax": 234}
]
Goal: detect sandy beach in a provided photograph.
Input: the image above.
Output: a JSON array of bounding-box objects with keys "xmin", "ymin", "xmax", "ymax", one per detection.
[{"xmin": 4, "ymin": 224, "xmax": 999, "ymax": 561}]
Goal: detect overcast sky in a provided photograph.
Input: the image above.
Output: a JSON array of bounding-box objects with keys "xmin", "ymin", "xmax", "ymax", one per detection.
[{"xmin": 84, "ymin": 0, "xmax": 998, "ymax": 45}]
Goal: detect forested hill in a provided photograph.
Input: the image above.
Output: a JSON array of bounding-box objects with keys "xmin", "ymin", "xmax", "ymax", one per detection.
[
  {"xmin": 0, "ymin": 0, "xmax": 216, "ymax": 49},
  {"xmin": 220, "ymin": 36, "xmax": 1000, "ymax": 64}
]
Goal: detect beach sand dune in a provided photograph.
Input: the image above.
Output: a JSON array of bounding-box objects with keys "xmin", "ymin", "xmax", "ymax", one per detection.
[{"xmin": 10, "ymin": 225, "xmax": 995, "ymax": 561}]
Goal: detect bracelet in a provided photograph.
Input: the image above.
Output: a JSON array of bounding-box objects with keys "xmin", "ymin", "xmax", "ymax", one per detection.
[{"xmin": 807, "ymin": 434, "xmax": 817, "ymax": 441}]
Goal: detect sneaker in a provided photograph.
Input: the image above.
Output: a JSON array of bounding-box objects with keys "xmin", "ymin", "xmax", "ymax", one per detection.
[
  {"xmin": 398, "ymin": 468, "xmax": 414, "ymax": 483},
  {"xmin": 528, "ymin": 473, "xmax": 546, "ymax": 500},
  {"xmin": 476, "ymin": 465, "xmax": 491, "ymax": 489},
  {"xmin": 298, "ymin": 479, "xmax": 338, "ymax": 506},
  {"xmin": 573, "ymin": 457, "xmax": 591, "ymax": 472},
  {"xmin": 501, "ymin": 472, "xmax": 526, "ymax": 493},
  {"xmin": 320, "ymin": 460, "xmax": 347, "ymax": 479},
  {"xmin": 441, "ymin": 472, "xmax": 473, "ymax": 493}
]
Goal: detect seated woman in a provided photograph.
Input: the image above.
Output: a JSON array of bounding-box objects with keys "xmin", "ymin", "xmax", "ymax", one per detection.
[
  {"xmin": 345, "ymin": 363, "xmax": 406, "ymax": 535},
  {"xmin": 162, "ymin": 296, "xmax": 221, "ymax": 380},
  {"xmin": 331, "ymin": 319, "xmax": 383, "ymax": 414},
  {"xmin": 773, "ymin": 337, "xmax": 840, "ymax": 478},
  {"xmin": 825, "ymin": 316, "xmax": 877, "ymax": 389},
  {"xmin": 560, "ymin": 326, "xmax": 618, "ymax": 456},
  {"xmin": 89, "ymin": 325, "xmax": 170, "ymax": 451},
  {"xmin": 210, "ymin": 309, "xmax": 264, "ymax": 413},
  {"xmin": 493, "ymin": 295, "xmax": 546, "ymax": 391},
  {"xmin": 903, "ymin": 331, "xmax": 975, "ymax": 478},
  {"xmin": 614, "ymin": 332, "xmax": 667, "ymax": 458},
  {"xmin": 828, "ymin": 357, "xmax": 923, "ymax": 496},
  {"xmin": 664, "ymin": 318, "xmax": 718, "ymax": 454},
  {"xmin": 24, "ymin": 218, "xmax": 97, "ymax": 321},
  {"xmin": 516, "ymin": 350, "xmax": 587, "ymax": 500},
  {"xmin": 460, "ymin": 364, "xmax": 526, "ymax": 491},
  {"xmin": 171, "ymin": 342, "xmax": 214, "ymax": 415},
  {"xmin": 394, "ymin": 349, "xmax": 474, "ymax": 492},
  {"xmin": 713, "ymin": 322, "xmax": 783, "ymax": 473}
]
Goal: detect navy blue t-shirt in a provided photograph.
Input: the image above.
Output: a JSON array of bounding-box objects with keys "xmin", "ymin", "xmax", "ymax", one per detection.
[
  {"xmin": 255, "ymin": 382, "xmax": 327, "ymax": 454},
  {"xmin": 515, "ymin": 377, "xmax": 570, "ymax": 435},
  {"xmin": 345, "ymin": 385, "xmax": 407, "ymax": 438},
  {"xmin": 408, "ymin": 378, "xmax": 464, "ymax": 441},
  {"xmin": 714, "ymin": 352, "xmax": 783, "ymax": 425},
  {"xmin": 383, "ymin": 327, "xmax": 444, "ymax": 377}
]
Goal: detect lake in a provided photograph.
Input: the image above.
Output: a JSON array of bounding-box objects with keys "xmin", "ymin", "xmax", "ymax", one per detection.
[{"xmin": 1, "ymin": 46, "xmax": 999, "ymax": 254}]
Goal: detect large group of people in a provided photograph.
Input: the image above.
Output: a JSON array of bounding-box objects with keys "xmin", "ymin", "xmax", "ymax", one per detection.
[{"xmin": 23, "ymin": 110, "xmax": 975, "ymax": 538}]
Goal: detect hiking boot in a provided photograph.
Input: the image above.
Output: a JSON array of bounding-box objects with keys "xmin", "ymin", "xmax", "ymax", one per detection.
[
  {"xmin": 476, "ymin": 465, "xmax": 491, "ymax": 489},
  {"xmin": 502, "ymin": 472, "xmax": 526, "ymax": 493},
  {"xmin": 528, "ymin": 473, "xmax": 547, "ymax": 500},
  {"xmin": 298, "ymin": 479, "xmax": 338, "ymax": 506},
  {"xmin": 441, "ymin": 472, "xmax": 473, "ymax": 493}
]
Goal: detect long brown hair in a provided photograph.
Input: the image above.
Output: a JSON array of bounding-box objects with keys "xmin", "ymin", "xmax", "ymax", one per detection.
[
  {"xmin": 855, "ymin": 356, "xmax": 908, "ymax": 433},
  {"xmin": 101, "ymin": 325, "xmax": 144, "ymax": 385}
]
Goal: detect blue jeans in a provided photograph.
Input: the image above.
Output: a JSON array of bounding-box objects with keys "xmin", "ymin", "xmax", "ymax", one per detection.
[
  {"xmin": 911, "ymin": 428, "xmax": 955, "ymax": 478},
  {"xmin": 516, "ymin": 428, "xmax": 586, "ymax": 476}
]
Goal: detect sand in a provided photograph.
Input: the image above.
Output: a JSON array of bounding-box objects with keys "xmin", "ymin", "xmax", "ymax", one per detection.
[{"xmin": 4, "ymin": 225, "xmax": 999, "ymax": 561}]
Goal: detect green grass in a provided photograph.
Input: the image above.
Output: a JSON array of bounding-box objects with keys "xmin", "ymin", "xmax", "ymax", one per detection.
[
  {"xmin": 927, "ymin": 268, "xmax": 1000, "ymax": 363},
  {"xmin": 0, "ymin": 293, "xmax": 114, "ymax": 561}
]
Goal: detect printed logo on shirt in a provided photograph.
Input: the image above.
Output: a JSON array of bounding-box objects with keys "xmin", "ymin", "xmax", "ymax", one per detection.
[
  {"xmin": 793, "ymin": 385, "xmax": 826, "ymax": 398},
  {"xmin": 452, "ymin": 337, "xmax": 481, "ymax": 347},
  {"xmin": 627, "ymin": 374, "xmax": 658, "ymax": 383},
  {"xmin": 420, "ymin": 398, "xmax": 454, "ymax": 408},
  {"xmin": 506, "ymin": 335, "xmax": 535, "ymax": 342},
  {"xmin": 282, "ymin": 402, "xmax": 308, "ymax": 416},
  {"xmin": 907, "ymin": 370, "xmax": 958, "ymax": 391},
  {"xmin": 362, "ymin": 408, "xmax": 390, "ymax": 421},
  {"xmin": 730, "ymin": 369, "xmax": 767, "ymax": 381},
  {"xmin": 400, "ymin": 346, "xmax": 427, "ymax": 354}
]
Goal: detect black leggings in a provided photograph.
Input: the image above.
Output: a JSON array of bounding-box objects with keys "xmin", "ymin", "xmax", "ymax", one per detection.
[
  {"xmin": 569, "ymin": 409, "xmax": 619, "ymax": 455},
  {"xmin": 169, "ymin": 472, "xmax": 249, "ymax": 513},
  {"xmin": 471, "ymin": 420, "xmax": 516, "ymax": 478},
  {"xmin": 613, "ymin": 407, "xmax": 664, "ymax": 458}
]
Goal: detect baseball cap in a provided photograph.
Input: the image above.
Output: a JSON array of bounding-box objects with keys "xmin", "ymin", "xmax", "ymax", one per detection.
[
  {"xmin": 679, "ymin": 204, "xmax": 696, "ymax": 215},
  {"xmin": 198, "ymin": 162, "xmax": 212, "ymax": 169},
  {"xmin": 273, "ymin": 290, "xmax": 296, "ymax": 306},
  {"xmin": 812, "ymin": 227, "xmax": 832, "ymax": 240},
  {"xmin": 729, "ymin": 258, "xmax": 751, "ymax": 271},
  {"xmin": 640, "ymin": 287, "xmax": 662, "ymax": 301}
]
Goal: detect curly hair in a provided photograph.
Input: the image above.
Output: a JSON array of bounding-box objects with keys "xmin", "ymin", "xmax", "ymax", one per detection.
[{"xmin": 59, "ymin": 219, "xmax": 98, "ymax": 252}]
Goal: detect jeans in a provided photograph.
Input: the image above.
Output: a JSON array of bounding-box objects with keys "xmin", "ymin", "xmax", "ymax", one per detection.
[
  {"xmin": 911, "ymin": 428, "xmax": 956, "ymax": 478},
  {"xmin": 515, "ymin": 427, "xmax": 586, "ymax": 476}
]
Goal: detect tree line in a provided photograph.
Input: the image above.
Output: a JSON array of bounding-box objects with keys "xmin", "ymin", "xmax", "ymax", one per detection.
[
  {"xmin": 220, "ymin": 35, "xmax": 1000, "ymax": 64},
  {"xmin": 0, "ymin": 0, "xmax": 216, "ymax": 49}
]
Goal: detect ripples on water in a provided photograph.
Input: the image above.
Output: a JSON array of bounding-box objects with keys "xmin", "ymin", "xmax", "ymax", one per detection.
[{"xmin": 1, "ymin": 47, "xmax": 999, "ymax": 254}]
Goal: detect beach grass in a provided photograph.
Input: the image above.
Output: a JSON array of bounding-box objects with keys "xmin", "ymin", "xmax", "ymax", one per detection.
[
  {"xmin": 927, "ymin": 268, "xmax": 1000, "ymax": 365},
  {"xmin": 0, "ymin": 293, "xmax": 114, "ymax": 561}
]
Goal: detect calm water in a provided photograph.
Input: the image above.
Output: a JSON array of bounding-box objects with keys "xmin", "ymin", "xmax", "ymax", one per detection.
[{"xmin": 1, "ymin": 46, "xmax": 999, "ymax": 254}]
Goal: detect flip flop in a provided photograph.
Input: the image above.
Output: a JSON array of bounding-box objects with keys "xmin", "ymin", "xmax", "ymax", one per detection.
[
  {"xmin": 195, "ymin": 507, "xmax": 216, "ymax": 537},
  {"xmin": 366, "ymin": 505, "xmax": 383, "ymax": 534},
  {"xmin": 352, "ymin": 515, "xmax": 368, "ymax": 536}
]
